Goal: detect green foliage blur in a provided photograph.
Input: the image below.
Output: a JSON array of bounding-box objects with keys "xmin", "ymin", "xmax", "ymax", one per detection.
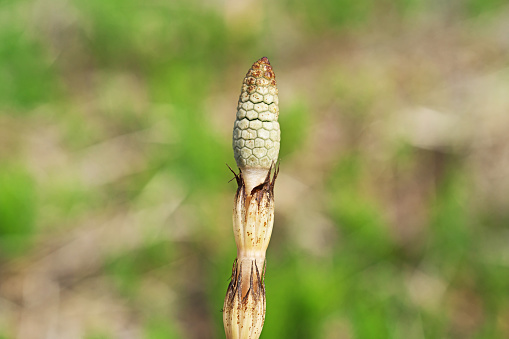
[{"xmin": 1, "ymin": 0, "xmax": 509, "ymax": 338}]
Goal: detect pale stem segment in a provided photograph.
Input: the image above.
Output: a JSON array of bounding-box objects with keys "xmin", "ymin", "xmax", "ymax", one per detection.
[
  {"xmin": 223, "ymin": 167, "xmax": 277, "ymax": 339},
  {"xmin": 224, "ymin": 56, "xmax": 280, "ymax": 339}
]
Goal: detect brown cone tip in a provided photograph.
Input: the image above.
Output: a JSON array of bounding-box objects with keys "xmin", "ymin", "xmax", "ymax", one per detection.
[{"xmin": 245, "ymin": 56, "xmax": 276, "ymax": 86}]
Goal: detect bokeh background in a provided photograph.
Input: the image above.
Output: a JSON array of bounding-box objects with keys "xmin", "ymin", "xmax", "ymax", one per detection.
[{"xmin": 2, "ymin": 0, "xmax": 509, "ymax": 338}]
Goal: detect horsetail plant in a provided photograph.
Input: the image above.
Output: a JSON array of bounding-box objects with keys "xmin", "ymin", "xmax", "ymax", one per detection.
[{"xmin": 223, "ymin": 57, "xmax": 280, "ymax": 339}]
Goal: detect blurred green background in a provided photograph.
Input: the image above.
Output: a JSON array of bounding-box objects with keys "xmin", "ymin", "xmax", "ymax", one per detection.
[{"xmin": 1, "ymin": 0, "xmax": 509, "ymax": 338}]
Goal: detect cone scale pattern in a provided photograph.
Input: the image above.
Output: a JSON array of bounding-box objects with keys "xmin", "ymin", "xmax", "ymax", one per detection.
[
  {"xmin": 223, "ymin": 57, "xmax": 280, "ymax": 339},
  {"xmin": 233, "ymin": 57, "xmax": 280, "ymax": 193}
]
